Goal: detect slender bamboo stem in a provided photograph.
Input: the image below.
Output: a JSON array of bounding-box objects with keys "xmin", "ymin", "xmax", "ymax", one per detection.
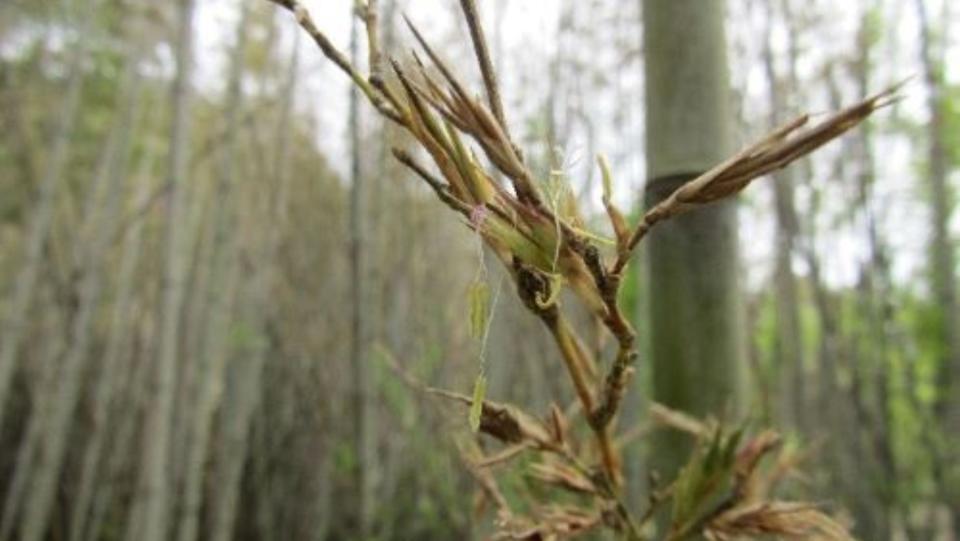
[
  {"xmin": 360, "ymin": 0, "xmax": 383, "ymax": 82},
  {"xmin": 458, "ymin": 0, "xmax": 507, "ymax": 128}
]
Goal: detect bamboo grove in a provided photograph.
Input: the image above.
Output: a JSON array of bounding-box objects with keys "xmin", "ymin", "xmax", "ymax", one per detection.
[{"xmin": 2, "ymin": 0, "xmax": 958, "ymax": 539}]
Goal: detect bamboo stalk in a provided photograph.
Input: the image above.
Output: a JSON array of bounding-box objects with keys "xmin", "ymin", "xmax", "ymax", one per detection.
[{"xmin": 458, "ymin": 0, "xmax": 507, "ymax": 128}]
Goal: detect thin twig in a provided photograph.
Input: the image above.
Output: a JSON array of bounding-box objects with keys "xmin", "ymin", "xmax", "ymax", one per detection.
[
  {"xmin": 391, "ymin": 148, "xmax": 473, "ymax": 216},
  {"xmin": 403, "ymin": 16, "xmax": 546, "ymax": 205},
  {"xmin": 359, "ymin": 0, "xmax": 383, "ymax": 83},
  {"xmin": 458, "ymin": 0, "xmax": 507, "ymax": 128},
  {"xmin": 268, "ymin": 0, "xmax": 402, "ymax": 123},
  {"xmin": 637, "ymin": 481, "xmax": 676, "ymax": 531},
  {"xmin": 477, "ymin": 442, "xmax": 533, "ymax": 468}
]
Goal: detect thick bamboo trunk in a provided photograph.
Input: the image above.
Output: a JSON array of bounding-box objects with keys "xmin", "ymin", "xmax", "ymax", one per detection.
[
  {"xmin": 172, "ymin": 147, "xmax": 218, "ymax": 495},
  {"xmin": 176, "ymin": 4, "xmax": 250, "ymax": 541},
  {"xmin": 19, "ymin": 56, "xmax": 143, "ymax": 541},
  {"xmin": 128, "ymin": 0, "xmax": 197, "ymax": 539},
  {"xmin": 207, "ymin": 27, "xmax": 301, "ymax": 541},
  {"xmin": 642, "ymin": 0, "xmax": 745, "ymax": 483},
  {"xmin": 68, "ymin": 149, "xmax": 155, "ymax": 541},
  {"xmin": 208, "ymin": 311, "xmax": 263, "ymax": 541},
  {"xmin": 88, "ymin": 312, "xmax": 156, "ymax": 541},
  {"xmin": 0, "ymin": 0, "xmax": 86, "ymax": 429},
  {"xmin": 178, "ymin": 263, "xmax": 240, "ymax": 541},
  {"xmin": 0, "ymin": 309, "xmax": 65, "ymax": 541}
]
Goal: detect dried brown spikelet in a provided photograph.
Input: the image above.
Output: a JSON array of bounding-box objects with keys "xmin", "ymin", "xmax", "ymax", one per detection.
[
  {"xmin": 528, "ymin": 459, "xmax": 597, "ymax": 495},
  {"xmin": 613, "ymin": 82, "xmax": 904, "ymax": 273},
  {"xmin": 706, "ymin": 502, "xmax": 854, "ymax": 541},
  {"xmin": 426, "ymin": 388, "xmax": 552, "ymax": 445},
  {"xmin": 495, "ymin": 506, "xmax": 602, "ymax": 541}
]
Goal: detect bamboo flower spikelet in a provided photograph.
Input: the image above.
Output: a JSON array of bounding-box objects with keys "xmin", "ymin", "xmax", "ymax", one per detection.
[{"xmin": 266, "ymin": 0, "xmax": 896, "ymax": 538}]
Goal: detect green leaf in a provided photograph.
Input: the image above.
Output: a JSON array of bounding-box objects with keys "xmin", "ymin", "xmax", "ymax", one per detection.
[
  {"xmin": 446, "ymin": 121, "xmax": 493, "ymax": 204},
  {"xmin": 483, "ymin": 215, "xmax": 552, "ymax": 270},
  {"xmin": 598, "ymin": 153, "xmax": 614, "ymax": 203},
  {"xmin": 468, "ymin": 279, "xmax": 490, "ymax": 339},
  {"xmin": 469, "ymin": 374, "xmax": 487, "ymax": 433}
]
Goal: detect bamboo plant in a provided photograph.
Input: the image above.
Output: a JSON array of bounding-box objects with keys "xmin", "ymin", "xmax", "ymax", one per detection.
[{"xmin": 266, "ymin": 0, "xmax": 899, "ymax": 538}]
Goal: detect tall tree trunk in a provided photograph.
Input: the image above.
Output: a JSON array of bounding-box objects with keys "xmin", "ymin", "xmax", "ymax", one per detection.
[
  {"xmin": 127, "ymin": 0, "xmax": 197, "ymax": 539},
  {"xmin": 914, "ymin": 0, "xmax": 960, "ymax": 531},
  {"xmin": 853, "ymin": 13, "xmax": 901, "ymax": 533},
  {"xmin": 915, "ymin": 0, "xmax": 958, "ymax": 433},
  {"xmin": 0, "ymin": 0, "xmax": 86, "ymax": 429},
  {"xmin": 761, "ymin": 0, "xmax": 806, "ymax": 432},
  {"xmin": 178, "ymin": 261, "xmax": 239, "ymax": 539},
  {"xmin": 207, "ymin": 288, "xmax": 263, "ymax": 541},
  {"xmin": 88, "ymin": 307, "xmax": 157, "ymax": 541},
  {"xmin": 172, "ymin": 143, "xmax": 218, "ymax": 496},
  {"xmin": 205, "ymin": 18, "xmax": 299, "ymax": 541},
  {"xmin": 18, "ymin": 54, "xmax": 143, "ymax": 541},
  {"xmin": 365, "ymin": 2, "xmax": 397, "ymax": 532},
  {"xmin": 347, "ymin": 9, "xmax": 373, "ymax": 537},
  {"xmin": 808, "ymin": 63, "xmax": 892, "ymax": 539},
  {"xmin": 68, "ymin": 147, "xmax": 155, "ymax": 541},
  {"xmin": 642, "ymin": 0, "xmax": 744, "ymax": 481},
  {"xmin": 0, "ymin": 306, "xmax": 65, "ymax": 541},
  {"xmin": 176, "ymin": 4, "xmax": 250, "ymax": 540}
]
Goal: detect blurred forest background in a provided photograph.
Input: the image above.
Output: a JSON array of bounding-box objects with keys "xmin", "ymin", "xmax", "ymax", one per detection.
[{"xmin": 0, "ymin": 0, "xmax": 958, "ymax": 539}]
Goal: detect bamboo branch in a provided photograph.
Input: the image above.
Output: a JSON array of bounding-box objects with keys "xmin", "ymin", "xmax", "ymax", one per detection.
[
  {"xmin": 610, "ymin": 82, "xmax": 903, "ymax": 275},
  {"xmin": 403, "ymin": 16, "xmax": 545, "ymax": 205},
  {"xmin": 391, "ymin": 148, "xmax": 473, "ymax": 216},
  {"xmin": 268, "ymin": 0, "xmax": 402, "ymax": 123},
  {"xmin": 511, "ymin": 258, "xmax": 623, "ymax": 488},
  {"xmin": 577, "ymin": 243, "xmax": 638, "ymax": 433},
  {"xmin": 458, "ymin": 0, "xmax": 507, "ymax": 128},
  {"xmin": 265, "ymin": 1, "xmax": 893, "ymax": 537},
  {"xmin": 358, "ymin": 0, "xmax": 383, "ymax": 83}
]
